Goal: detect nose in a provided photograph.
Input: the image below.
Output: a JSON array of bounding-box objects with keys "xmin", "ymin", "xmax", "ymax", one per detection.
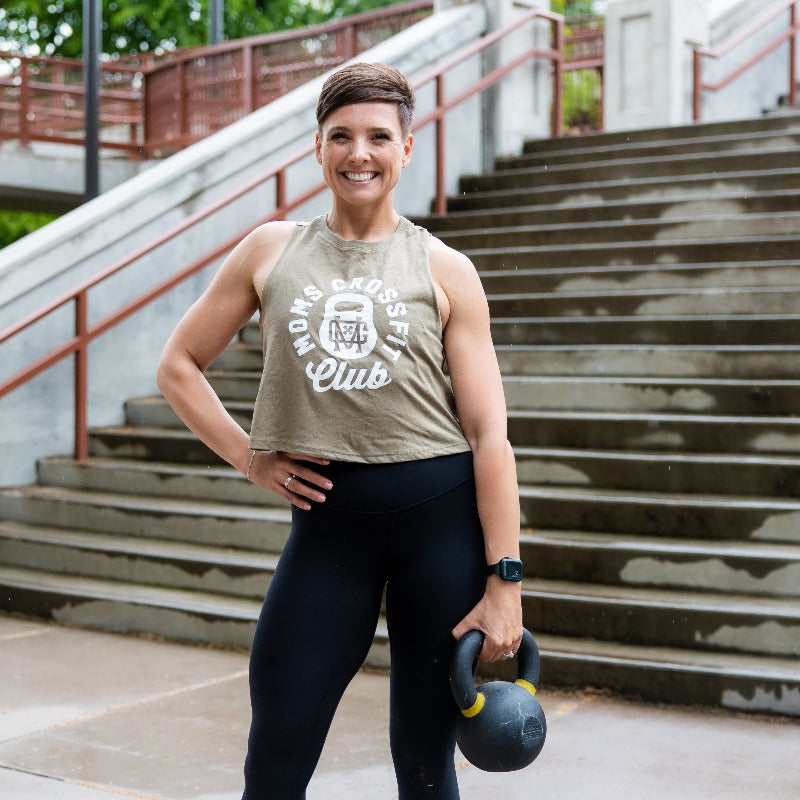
[{"xmin": 348, "ymin": 136, "xmax": 370, "ymax": 163}]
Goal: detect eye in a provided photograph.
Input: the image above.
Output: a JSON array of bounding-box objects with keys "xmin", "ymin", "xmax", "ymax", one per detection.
[
  {"xmin": 373, "ymin": 132, "xmax": 391, "ymax": 141},
  {"xmin": 330, "ymin": 132, "xmax": 349, "ymax": 141}
]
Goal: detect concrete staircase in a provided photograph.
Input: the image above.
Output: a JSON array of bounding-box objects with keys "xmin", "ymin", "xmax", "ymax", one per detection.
[{"xmin": 3, "ymin": 113, "xmax": 800, "ymax": 716}]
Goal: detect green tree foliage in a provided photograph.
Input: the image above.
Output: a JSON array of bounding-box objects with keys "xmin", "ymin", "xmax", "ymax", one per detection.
[
  {"xmin": 550, "ymin": 0, "xmax": 603, "ymax": 17},
  {"xmin": 0, "ymin": 210, "xmax": 57, "ymax": 248},
  {"xmin": 551, "ymin": 0, "xmax": 605, "ymax": 131},
  {"xmin": 0, "ymin": 0, "xmax": 395, "ymax": 59}
]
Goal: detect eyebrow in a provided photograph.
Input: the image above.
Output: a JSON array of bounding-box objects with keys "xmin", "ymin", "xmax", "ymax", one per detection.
[{"xmin": 327, "ymin": 125, "xmax": 394, "ymax": 136}]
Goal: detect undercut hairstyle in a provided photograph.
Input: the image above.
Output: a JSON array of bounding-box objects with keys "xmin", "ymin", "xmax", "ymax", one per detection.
[{"xmin": 316, "ymin": 62, "xmax": 415, "ymax": 136}]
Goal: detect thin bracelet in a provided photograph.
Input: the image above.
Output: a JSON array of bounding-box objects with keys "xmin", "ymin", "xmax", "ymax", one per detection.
[{"xmin": 245, "ymin": 449, "xmax": 256, "ymax": 482}]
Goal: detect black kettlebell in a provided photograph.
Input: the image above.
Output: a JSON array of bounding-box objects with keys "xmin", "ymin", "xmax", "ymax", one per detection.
[{"xmin": 450, "ymin": 628, "xmax": 546, "ymax": 772}]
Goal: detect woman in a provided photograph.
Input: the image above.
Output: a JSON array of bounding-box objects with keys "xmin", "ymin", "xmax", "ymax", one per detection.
[{"xmin": 157, "ymin": 62, "xmax": 523, "ymax": 800}]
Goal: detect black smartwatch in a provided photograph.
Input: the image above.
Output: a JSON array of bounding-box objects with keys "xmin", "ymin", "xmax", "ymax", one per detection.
[{"xmin": 486, "ymin": 557, "xmax": 523, "ymax": 582}]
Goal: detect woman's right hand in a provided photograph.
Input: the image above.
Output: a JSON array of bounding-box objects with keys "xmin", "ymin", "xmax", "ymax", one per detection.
[{"xmin": 247, "ymin": 450, "xmax": 332, "ymax": 511}]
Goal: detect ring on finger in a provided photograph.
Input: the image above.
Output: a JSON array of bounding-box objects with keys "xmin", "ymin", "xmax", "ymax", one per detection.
[
  {"xmin": 284, "ymin": 474, "xmax": 296, "ymax": 490},
  {"xmin": 503, "ymin": 651, "xmax": 515, "ymax": 660}
]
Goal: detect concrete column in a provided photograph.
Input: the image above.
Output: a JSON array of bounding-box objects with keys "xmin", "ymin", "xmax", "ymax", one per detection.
[
  {"xmin": 436, "ymin": 0, "xmax": 554, "ymax": 159},
  {"xmin": 604, "ymin": 0, "xmax": 709, "ymax": 131}
]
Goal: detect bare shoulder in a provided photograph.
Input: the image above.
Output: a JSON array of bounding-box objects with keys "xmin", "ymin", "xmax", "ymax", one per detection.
[
  {"xmin": 428, "ymin": 233, "xmax": 476, "ymax": 277},
  {"xmin": 218, "ymin": 220, "xmax": 299, "ymax": 296},
  {"xmin": 246, "ymin": 219, "xmax": 298, "ymax": 249},
  {"xmin": 427, "ymin": 233, "xmax": 484, "ymax": 302}
]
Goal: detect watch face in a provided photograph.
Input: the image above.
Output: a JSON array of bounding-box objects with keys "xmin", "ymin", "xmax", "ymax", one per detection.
[{"xmin": 500, "ymin": 559, "xmax": 523, "ymax": 581}]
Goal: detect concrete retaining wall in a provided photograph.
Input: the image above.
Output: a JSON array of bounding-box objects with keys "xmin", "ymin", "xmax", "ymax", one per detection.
[{"xmin": 604, "ymin": 0, "xmax": 799, "ymax": 130}]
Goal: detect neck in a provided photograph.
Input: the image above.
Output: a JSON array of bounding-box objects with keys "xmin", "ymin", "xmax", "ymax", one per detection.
[{"xmin": 326, "ymin": 200, "xmax": 400, "ymax": 242}]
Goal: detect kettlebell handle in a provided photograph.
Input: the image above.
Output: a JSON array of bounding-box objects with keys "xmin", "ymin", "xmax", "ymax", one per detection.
[{"xmin": 450, "ymin": 628, "xmax": 541, "ymax": 713}]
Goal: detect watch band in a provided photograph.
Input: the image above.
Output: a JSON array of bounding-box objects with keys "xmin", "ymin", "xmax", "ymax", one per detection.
[{"xmin": 486, "ymin": 557, "xmax": 523, "ymax": 582}]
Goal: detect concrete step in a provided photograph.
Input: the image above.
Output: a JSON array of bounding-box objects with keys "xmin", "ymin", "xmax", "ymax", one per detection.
[
  {"xmin": 143, "ymin": 373, "xmax": 800, "ymax": 418},
  {"xmin": 0, "ymin": 564, "xmax": 262, "ymax": 649},
  {"xmin": 515, "ymin": 447, "xmax": 800, "ymax": 497},
  {"xmin": 211, "ymin": 330, "xmax": 800, "ymax": 380},
  {"xmin": 521, "ymin": 529, "xmax": 800, "ymax": 598},
  {"xmin": 487, "ymin": 285, "xmax": 800, "ymax": 318},
  {"xmin": 507, "ymin": 409, "xmax": 800, "ymax": 455},
  {"xmin": 494, "ymin": 344, "xmax": 800, "ymax": 379},
  {"xmin": 125, "ymin": 395, "xmax": 252, "ymax": 430},
  {"xmin": 37, "ymin": 456, "xmax": 279, "ymax": 506},
  {"xmin": 5, "ymin": 559, "xmax": 797, "ymax": 715},
  {"xmin": 466, "ymin": 234, "xmax": 800, "ymax": 271},
  {"xmin": 0, "ymin": 485, "xmax": 291, "ymax": 552},
  {"xmin": 89, "ymin": 425, "xmax": 225, "ymax": 465},
  {"xmin": 447, "ymin": 168, "xmax": 800, "ymax": 212},
  {"xmin": 37, "ymin": 445, "xmax": 800, "ymax": 508},
  {"xmin": 478, "ymin": 261, "xmax": 800, "ymax": 295},
  {"xmin": 502, "ymin": 129, "xmax": 800, "ymax": 169},
  {"xmin": 534, "ymin": 633, "xmax": 800, "ymax": 717},
  {"xmin": 424, "ymin": 190, "xmax": 800, "ymax": 233},
  {"xmin": 520, "ymin": 114, "xmax": 800, "ymax": 152},
  {"xmin": 211, "ymin": 342, "xmax": 263, "ymax": 371},
  {"xmin": 0, "ymin": 520, "xmax": 278, "ymax": 599},
  {"xmin": 231, "ymin": 336, "xmax": 800, "ymax": 379},
  {"xmin": 0, "ymin": 564, "xmax": 390, "ymax": 664},
  {"xmin": 491, "ymin": 314, "xmax": 800, "ymax": 346},
  {"xmin": 518, "ymin": 485, "xmax": 800, "ymax": 544},
  {"xmin": 460, "ymin": 149, "xmax": 800, "ymax": 193},
  {"xmin": 438, "ymin": 212, "xmax": 800, "ymax": 249},
  {"xmin": 503, "ymin": 376, "xmax": 800, "ymax": 415},
  {"xmin": 91, "ymin": 407, "xmax": 800, "ymax": 463},
  {"xmin": 524, "ymin": 578, "xmax": 800, "ymax": 657}
]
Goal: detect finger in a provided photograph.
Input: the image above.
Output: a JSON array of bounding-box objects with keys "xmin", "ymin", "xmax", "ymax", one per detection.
[
  {"xmin": 279, "ymin": 479, "xmax": 313, "ymax": 511},
  {"xmin": 286, "ymin": 453, "xmax": 331, "ymax": 466},
  {"xmin": 284, "ymin": 490, "xmax": 312, "ymax": 512},
  {"xmin": 285, "ymin": 474, "xmax": 328, "ymax": 505},
  {"xmin": 291, "ymin": 467, "xmax": 333, "ymax": 492}
]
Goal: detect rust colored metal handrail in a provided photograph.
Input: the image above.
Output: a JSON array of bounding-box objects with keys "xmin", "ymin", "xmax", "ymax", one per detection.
[
  {"xmin": 693, "ymin": 0, "xmax": 799, "ymax": 122},
  {"xmin": 0, "ymin": 6, "xmax": 563, "ymax": 462}
]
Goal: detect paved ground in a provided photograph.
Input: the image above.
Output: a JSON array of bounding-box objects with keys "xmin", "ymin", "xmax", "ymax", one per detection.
[{"xmin": 1, "ymin": 614, "xmax": 798, "ymax": 800}]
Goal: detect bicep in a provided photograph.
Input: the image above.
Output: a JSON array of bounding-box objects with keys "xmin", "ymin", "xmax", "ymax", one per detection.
[{"xmin": 442, "ymin": 265, "xmax": 507, "ymax": 443}]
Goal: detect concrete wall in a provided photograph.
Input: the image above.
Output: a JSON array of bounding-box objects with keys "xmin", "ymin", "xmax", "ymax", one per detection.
[
  {"xmin": 603, "ymin": 0, "xmax": 799, "ymax": 130},
  {"xmin": 604, "ymin": 0, "xmax": 709, "ymax": 131},
  {"xmin": 703, "ymin": 0, "xmax": 799, "ymax": 121},
  {"xmin": 0, "ymin": 3, "xmax": 492, "ymax": 488}
]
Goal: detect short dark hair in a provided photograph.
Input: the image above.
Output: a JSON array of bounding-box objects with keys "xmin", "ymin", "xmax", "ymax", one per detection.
[{"xmin": 316, "ymin": 62, "xmax": 415, "ymax": 136}]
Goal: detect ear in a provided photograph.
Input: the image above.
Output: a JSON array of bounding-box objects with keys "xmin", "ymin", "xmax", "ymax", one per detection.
[
  {"xmin": 402, "ymin": 133, "xmax": 413, "ymax": 168},
  {"xmin": 315, "ymin": 131, "xmax": 323, "ymax": 165}
]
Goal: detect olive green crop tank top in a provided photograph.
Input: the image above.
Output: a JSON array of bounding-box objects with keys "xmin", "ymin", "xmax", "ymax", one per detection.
[{"xmin": 248, "ymin": 216, "xmax": 471, "ymax": 463}]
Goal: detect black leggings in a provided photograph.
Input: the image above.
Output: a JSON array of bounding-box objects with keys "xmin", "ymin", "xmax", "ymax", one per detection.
[{"xmin": 242, "ymin": 451, "xmax": 486, "ymax": 799}]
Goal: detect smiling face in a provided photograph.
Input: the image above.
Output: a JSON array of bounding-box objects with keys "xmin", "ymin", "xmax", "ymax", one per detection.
[{"xmin": 315, "ymin": 102, "xmax": 413, "ymax": 209}]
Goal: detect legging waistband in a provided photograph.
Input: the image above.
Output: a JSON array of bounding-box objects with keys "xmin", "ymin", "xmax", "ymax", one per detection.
[{"xmin": 307, "ymin": 450, "xmax": 474, "ymax": 514}]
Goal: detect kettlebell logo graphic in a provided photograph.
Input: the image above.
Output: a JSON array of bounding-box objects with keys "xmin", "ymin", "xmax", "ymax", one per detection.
[{"xmin": 319, "ymin": 292, "xmax": 377, "ymax": 360}]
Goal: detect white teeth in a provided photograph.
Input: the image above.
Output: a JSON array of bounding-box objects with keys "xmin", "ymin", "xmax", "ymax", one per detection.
[{"xmin": 344, "ymin": 172, "xmax": 377, "ymax": 182}]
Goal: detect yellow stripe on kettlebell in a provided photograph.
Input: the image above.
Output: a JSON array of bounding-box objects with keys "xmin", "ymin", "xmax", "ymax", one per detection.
[
  {"xmin": 461, "ymin": 692, "xmax": 485, "ymax": 718},
  {"xmin": 515, "ymin": 679, "xmax": 537, "ymax": 697}
]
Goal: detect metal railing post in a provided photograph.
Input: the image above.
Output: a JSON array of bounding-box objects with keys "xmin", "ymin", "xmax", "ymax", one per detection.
[
  {"xmin": 19, "ymin": 58, "xmax": 31, "ymax": 148},
  {"xmin": 790, "ymin": 1, "xmax": 798, "ymax": 107},
  {"xmin": 178, "ymin": 62, "xmax": 189, "ymax": 147},
  {"xmin": 74, "ymin": 291, "xmax": 89, "ymax": 461},
  {"xmin": 242, "ymin": 45, "xmax": 255, "ymax": 114},
  {"xmin": 552, "ymin": 17, "xmax": 564, "ymax": 137},
  {"xmin": 693, "ymin": 48, "xmax": 703, "ymax": 122},
  {"xmin": 434, "ymin": 74, "xmax": 447, "ymax": 216},
  {"xmin": 276, "ymin": 168, "xmax": 287, "ymax": 219}
]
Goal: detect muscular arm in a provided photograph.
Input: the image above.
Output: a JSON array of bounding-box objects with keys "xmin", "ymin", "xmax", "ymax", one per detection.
[
  {"xmin": 156, "ymin": 222, "xmax": 331, "ymax": 508},
  {"xmin": 431, "ymin": 238, "xmax": 523, "ymax": 662}
]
